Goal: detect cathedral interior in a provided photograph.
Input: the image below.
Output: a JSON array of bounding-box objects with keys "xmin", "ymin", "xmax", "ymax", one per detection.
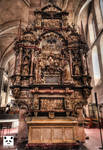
[{"xmin": 0, "ymin": 0, "xmax": 103, "ymax": 150}]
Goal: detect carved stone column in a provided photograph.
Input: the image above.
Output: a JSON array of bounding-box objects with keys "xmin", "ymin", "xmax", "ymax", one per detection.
[
  {"xmin": 29, "ymin": 49, "xmax": 34, "ymax": 84},
  {"xmin": 5, "ymin": 63, "xmax": 10, "ymax": 105},
  {"xmin": 18, "ymin": 108, "xmax": 28, "ymax": 143},
  {"xmin": 15, "ymin": 47, "xmax": 22, "ymax": 75},
  {"xmin": 0, "ymin": 68, "xmax": 4, "ymax": 106},
  {"xmin": 77, "ymin": 109, "xmax": 84, "ymax": 123}
]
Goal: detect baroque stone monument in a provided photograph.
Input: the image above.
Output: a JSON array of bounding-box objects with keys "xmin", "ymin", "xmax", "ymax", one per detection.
[{"xmin": 11, "ymin": 3, "xmax": 92, "ymax": 149}]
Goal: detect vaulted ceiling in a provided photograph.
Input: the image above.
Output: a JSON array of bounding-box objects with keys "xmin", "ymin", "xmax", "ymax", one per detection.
[{"xmin": 0, "ymin": 0, "xmax": 89, "ymax": 74}]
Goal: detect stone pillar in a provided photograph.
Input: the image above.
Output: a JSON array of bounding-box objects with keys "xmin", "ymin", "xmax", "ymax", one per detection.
[
  {"xmin": 0, "ymin": 68, "xmax": 4, "ymax": 106},
  {"xmin": 5, "ymin": 80, "xmax": 9, "ymax": 105},
  {"xmin": 18, "ymin": 108, "xmax": 28, "ymax": 144},
  {"xmin": 77, "ymin": 109, "xmax": 84, "ymax": 123},
  {"xmin": 5, "ymin": 62, "xmax": 11, "ymax": 105},
  {"xmin": 29, "ymin": 49, "xmax": 34, "ymax": 84}
]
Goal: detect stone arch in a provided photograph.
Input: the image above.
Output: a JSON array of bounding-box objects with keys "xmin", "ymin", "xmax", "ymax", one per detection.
[
  {"xmin": 0, "ymin": 21, "xmax": 27, "ymax": 69},
  {"xmin": 0, "ymin": 20, "xmax": 27, "ymax": 36},
  {"xmin": 94, "ymin": 0, "xmax": 103, "ymax": 31},
  {"xmin": 1, "ymin": 50, "xmax": 15, "ymax": 72},
  {"xmin": 38, "ymin": 30, "xmax": 68, "ymax": 46},
  {"xmin": 78, "ymin": 0, "xmax": 92, "ymax": 19}
]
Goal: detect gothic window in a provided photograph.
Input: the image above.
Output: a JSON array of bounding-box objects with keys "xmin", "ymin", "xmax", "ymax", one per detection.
[
  {"xmin": 92, "ymin": 46, "xmax": 101, "ymax": 85},
  {"xmin": 92, "ymin": 19, "xmax": 96, "ymax": 39},
  {"xmin": 100, "ymin": 35, "xmax": 103, "ymax": 65},
  {"xmin": 100, "ymin": 0, "xmax": 103, "ymax": 18},
  {"xmin": 94, "ymin": 0, "xmax": 103, "ymax": 30},
  {"xmin": 89, "ymin": 19, "xmax": 96, "ymax": 44}
]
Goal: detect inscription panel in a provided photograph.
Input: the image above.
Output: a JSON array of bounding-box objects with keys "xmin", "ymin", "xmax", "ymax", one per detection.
[
  {"xmin": 29, "ymin": 126, "xmax": 75, "ymax": 144},
  {"xmin": 40, "ymin": 98, "xmax": 64, "ymax": 111},
  {"xmin": 64, "ymin": 127, "xmax": 73, "ymax": 141},
  {"xmin": 45, "ymin": 75, "xmax": 60, "ymax": 84},
  {"xmin": 41, "ymin": 128, "xmax": 52, "ymax": 142},
  {"xmin": 52, "ymin": 128, "xmax": 63, "ymax": 142},
  {"xmin": 31, "ymin": 128, "xmax": 41, "ymax": 142}
]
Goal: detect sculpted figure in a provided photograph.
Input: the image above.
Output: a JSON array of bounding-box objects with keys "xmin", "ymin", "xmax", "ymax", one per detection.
[
  {"xmin": 35, "ymin": 62, "xmax": 41, "ymax": 83},
  {"xmin": 15, "ymin": 76, "xmax": 20, "ymax": 84},
  {"xmin": 24, "ymin": 58, "xmax": 29, "ymax": 65},
  {"xmin": 33, "ymin": 57, "xmax": 40, "ymax": 83},
  {"xmin": 74, "ymin": 64, "xmax": 80, "ymax": 75},
  {"xmin": 34, "ymin": 95, "xmax": 39, "ymax": 109},
  {"xmin": 22, "ymin": 65, "xmax": 29, "ymax": 75},
  {"xmin": 65, "ymin": 99, "xmax": 73, "ymax": 110},
  {"xmin": 34, "ymin": 57, "xmax": 45, "ymax": 83},
  {"xmin": 82, "ymin": 55, "xmax": 87, "ymax": 75},
  {"xmin": 12, "ymin": 88, "xmax": 20, "ymax": 98},
  {"xmin": 63, "ymin": 61, "xmax": 71, "ymax": 82},
  {"xmin": 49, "ymin": 56, "xmax": 54, "ymax": 65}
]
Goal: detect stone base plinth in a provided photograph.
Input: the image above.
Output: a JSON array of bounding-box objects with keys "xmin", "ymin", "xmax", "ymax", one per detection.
[{"xmin": 27, "ymin": 118, "xmax": 85, "ymax": 145}]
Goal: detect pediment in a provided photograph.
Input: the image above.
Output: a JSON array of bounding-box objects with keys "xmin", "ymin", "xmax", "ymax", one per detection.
[{"xmin": 42, "ymin": 4, "xmax": 62, "ymax": 12}]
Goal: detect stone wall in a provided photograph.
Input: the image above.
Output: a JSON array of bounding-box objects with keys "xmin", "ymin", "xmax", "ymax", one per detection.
[
  {"xmin": 77, "ymin": 0, "xmax": 103, "ymax": 117},
  {"xmin": 0, "ymin": 68, "xmax": 4, "ymax": 106}
]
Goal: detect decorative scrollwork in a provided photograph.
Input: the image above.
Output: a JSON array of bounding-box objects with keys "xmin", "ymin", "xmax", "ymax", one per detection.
[{"xmin": 10, "ymin": 3, "xmax": 91, "ymax": 118}]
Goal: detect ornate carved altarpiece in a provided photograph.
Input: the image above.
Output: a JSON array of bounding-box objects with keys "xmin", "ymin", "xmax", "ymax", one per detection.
[{"xmin": 11, "ymin": 3, "xmax": 92, "ymax": 148}]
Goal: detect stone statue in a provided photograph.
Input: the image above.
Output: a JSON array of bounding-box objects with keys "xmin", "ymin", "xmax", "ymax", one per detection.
[
  {"xmin": 34, "ymin": 57, "xmax": 45, "ymax": 83},
  {"xmin": 82, "ymin": 55, "xmax": 87, "ymax": 75},
  {"xmin": 22, "ymin": 65, "xmax": 29, "ymax": 75},
  {"xmin": 74, "ymin": 64, "xmax": 80, "ymax": 75},
  {"xmin": 63, "ymin": 61, "xmax": 71, "ymax": 83}
]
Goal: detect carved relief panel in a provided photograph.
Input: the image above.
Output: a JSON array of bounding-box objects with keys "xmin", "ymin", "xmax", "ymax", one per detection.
[
  {"xmin": 11, "ymin": 4, "xmax": 91, "ymax": 118},
  {"xmin": 40, "ymin": 98, "xmax": 64, "ymax": 111}
]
